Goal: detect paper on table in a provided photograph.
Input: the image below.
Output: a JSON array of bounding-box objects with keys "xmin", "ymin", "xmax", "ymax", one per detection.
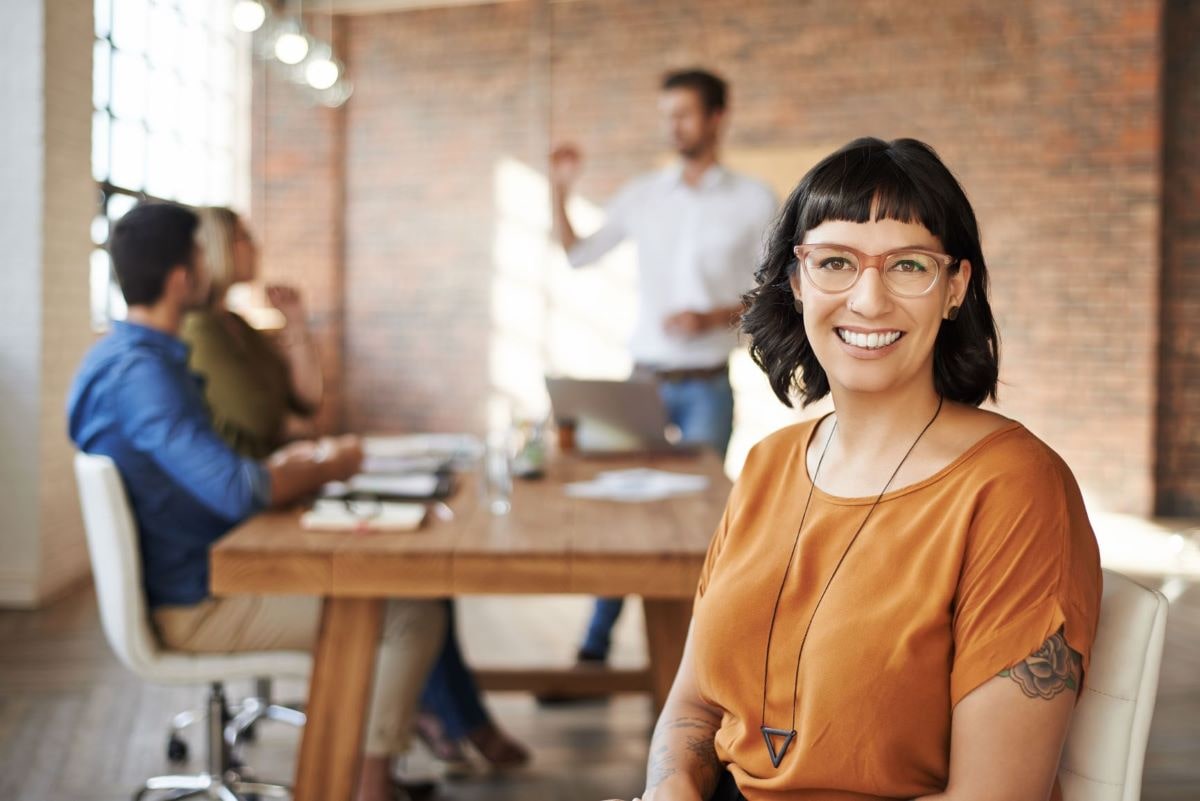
[
  {"xmin": 362, "ymin": 435, "xmax": 482, "ymax": 473},
  {"xmin": 301, "ymin": 499, "xmax": 427, "ymax": 532},
  {"xmin": 361, "ymin": 454, "xmax": 450, "ymax": 475},
  {"xmin": 347, "ymin": 473, "xmax": 442, "ymax": 498},
  {"xmin": 564, "ymin": 468, "xmax": 710, "ymax": 503},
  {"xmin": 364, "ymin": 434, "xmax": 483, "ymax": 464}
]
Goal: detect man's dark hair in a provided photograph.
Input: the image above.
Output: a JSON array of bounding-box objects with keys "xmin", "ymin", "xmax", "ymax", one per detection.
[
  {"xmin": 108, "ymin": 202, "xmax": 200, "ymax": 307},
  {"xmin": 742, "ymin": 137, "xmax": 1001, "ymax": 408},
  {"xmin": 661, "ymin": 68, "xmax": 728, "ymax": 114}
]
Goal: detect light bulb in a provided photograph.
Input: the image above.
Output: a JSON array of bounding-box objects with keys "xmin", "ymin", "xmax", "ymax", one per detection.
[
  {"xmin": 231, "ymin": 0, "xmax": 267, "ymax": 33},
  {"xmin": 305, "ymin": 56, "xmax": 340, "ymax": 90},
  {"xmin": 274, "ymin": 31, "xmax": 310, "ymax": 65}
]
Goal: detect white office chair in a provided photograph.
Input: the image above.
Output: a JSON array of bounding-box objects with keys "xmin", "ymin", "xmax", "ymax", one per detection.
[
  {"xmin": 75, "ymin": 452, "xmax": 311, "ymax": 801},
  {"xmin": 1059, "ymin": 568, "xmax": 1169, "ymax": 801}
]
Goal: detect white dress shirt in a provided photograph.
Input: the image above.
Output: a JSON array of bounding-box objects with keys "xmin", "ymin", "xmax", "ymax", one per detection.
[{"xmin": 567, "ymin": 163, "xmax": 778, "ymax": 370}]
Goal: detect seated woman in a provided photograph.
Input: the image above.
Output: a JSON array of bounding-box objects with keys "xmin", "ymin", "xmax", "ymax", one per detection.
[
  {"xmin": 182, "ymin": 206, "xmax": 323, "ymax": 457},
  {"xmin": 184, "ymin": 206, "xmax": 529, "ymax": 772},
  {"xmin": 611, "ymin": 138, "xmax": 1102, "ymax": 801}
]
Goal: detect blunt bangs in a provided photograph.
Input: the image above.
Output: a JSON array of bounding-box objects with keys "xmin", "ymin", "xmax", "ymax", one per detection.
[{"xmin": 790, "ymin": 138, "xmax": 977, "ymax": 262}]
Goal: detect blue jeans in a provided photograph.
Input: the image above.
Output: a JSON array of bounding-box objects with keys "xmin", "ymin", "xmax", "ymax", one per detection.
[
  {"xmin": 581, "ymin": 370, "xmax": 734, "ymax": 659},
  {"xmin": 421, "ymin": 600, "xmax": 489, "ymax": 739}
]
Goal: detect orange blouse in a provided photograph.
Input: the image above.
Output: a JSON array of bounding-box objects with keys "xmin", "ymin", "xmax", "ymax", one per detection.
[{"xmin": 692, "ymin": 418, "xmax": 1102, "ymax": 800}]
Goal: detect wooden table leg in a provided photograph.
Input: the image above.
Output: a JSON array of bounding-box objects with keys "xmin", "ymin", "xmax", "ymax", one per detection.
[
  {"xmin": 643, "ymin": 599, "xmax": 692, "ymax": 712},
  {"xmin": 294, "ymin": 597, "xmax": 384, "ymax": 801}
]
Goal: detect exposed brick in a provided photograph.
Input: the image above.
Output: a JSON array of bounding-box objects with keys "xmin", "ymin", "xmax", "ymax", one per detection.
[
  {"xmin": 254, "ymin": 0, "xmax": 1179, "ymax": 515},
  {"xmin": 1157, "ymin": 0, "xmax": 1200, "ymax": 515}
]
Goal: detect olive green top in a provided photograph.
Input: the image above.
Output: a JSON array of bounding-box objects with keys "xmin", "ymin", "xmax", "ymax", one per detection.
[{"xmin": 181, "ymin": 309, "xmax": 308, "ymax": 460}]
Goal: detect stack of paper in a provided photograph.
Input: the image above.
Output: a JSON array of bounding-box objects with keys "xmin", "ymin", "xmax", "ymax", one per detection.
[
  {"xmin": 348, "ymin": 473, "xmax": 443, "ymax": 498},
  {"xmin": 564, "ymin": 468, "xmax": 710, "ymax": 503},
  {"xmin": 301, "ymin": 499, "xmax": 427, "ymax": 532},
  {"xmin": 362, "ymin": 433, "xmax": 483, "ymax": 473}
]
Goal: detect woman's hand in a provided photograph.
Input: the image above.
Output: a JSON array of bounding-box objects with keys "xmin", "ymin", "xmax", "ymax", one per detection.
[
  {"xmin": 266, "ymin": 283, "xmax": 324, "ymax": 410},
  {"xmin": 266, "ymin": 284, "xmax": 306, "ymax": 327}
]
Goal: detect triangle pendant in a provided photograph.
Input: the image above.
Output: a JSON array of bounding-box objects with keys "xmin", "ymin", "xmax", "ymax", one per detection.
[{"xmin": 761, "ymin": 726, "xmax": 796, "ymax": 768}]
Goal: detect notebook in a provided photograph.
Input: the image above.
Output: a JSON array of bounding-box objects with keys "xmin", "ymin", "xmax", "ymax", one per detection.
[{"xmin": 300, "ymin": 499, "xmax": 427, "ymax": 532}]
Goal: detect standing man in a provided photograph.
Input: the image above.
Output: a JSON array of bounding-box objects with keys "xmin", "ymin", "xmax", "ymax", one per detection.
[{"xmin": 550, "ymin": 69, "xmax": 778, "ymax": 667}]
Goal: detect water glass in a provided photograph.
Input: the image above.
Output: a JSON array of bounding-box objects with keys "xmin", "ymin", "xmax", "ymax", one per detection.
[{"xmin": 482, "ymin": 432, "xmax": 513, "ymax": 515}]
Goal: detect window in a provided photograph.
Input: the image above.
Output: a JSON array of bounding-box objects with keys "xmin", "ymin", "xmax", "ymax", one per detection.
[{"xmin": 91, "ymin": 0, "xmax": 248, "ymax": 329}]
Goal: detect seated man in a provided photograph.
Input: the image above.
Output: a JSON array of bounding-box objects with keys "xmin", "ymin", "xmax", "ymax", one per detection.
[{"xmin": 67, "ymin": 202, "xmax": 444, "ymax": 801}]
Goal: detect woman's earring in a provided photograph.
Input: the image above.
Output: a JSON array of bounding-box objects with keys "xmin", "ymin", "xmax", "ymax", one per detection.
[
  {"xmin": 946, "ymin": 305, "xmax": 960, "ymax": 321},
  {"xmin": 794, "ymin": 298, "xmax": 803, "ymax": 314}
]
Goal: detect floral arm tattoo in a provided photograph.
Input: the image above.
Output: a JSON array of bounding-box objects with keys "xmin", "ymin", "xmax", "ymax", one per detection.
[
  {"xmin": 646, "ymin": 715, "xmax": 722, "ymax": 796},
  {"xmin": 999, "ymin": 627, "xmax": 1083, "ymax": 700}
]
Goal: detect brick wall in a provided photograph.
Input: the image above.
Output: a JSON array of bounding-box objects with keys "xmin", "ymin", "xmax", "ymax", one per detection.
[
  {"xmin": 256, "ymin": 0, "xmax": 1172, "ymax": 514},
  {"xmin": 252, "ymin": 17, "xmax": 349, "ymax": 433},
  {"xmin": 341, "ymin": 1, "xmax": 547, "ymax": 433},
  {"xmin": 1157, "ymin": 0, "xmax": 1200, "ymax": 515}
]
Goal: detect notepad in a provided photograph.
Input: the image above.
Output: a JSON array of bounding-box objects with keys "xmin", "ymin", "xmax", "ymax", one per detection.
[
  {"xmin": 348, "ymin": 473, "xmax": 443, "ymax": 498},
  {"xmin": 300, "ymin": 499, "xmax": 427, "ymax": 532}
]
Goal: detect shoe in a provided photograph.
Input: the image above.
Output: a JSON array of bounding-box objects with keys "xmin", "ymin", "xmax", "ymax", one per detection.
[
  {"xmin": 576, "ymin": 648, "xmax": 607, "ymax": 665},
  {"xmin": 390, "ymin": 752, "xmax": 439, "ymax": 800},
  {"xmin": 534, "ymin": 649, "xmax": 609, "ymax": 706},
  {"xmin": 414, "ymin": 713, "xmax": 472, "ymax": 777},
  {"xmin": 391, "ymin": 775, "xmax": 436, "ymax": 800},
  {"xmin": 465, "ymin": 722, "xmax": 531, "ymax": 770}
]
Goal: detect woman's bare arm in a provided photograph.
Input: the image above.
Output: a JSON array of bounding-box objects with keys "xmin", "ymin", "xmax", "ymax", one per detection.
[
  {"xmin": 641, "ymin": 622, "xmax": 725, "ymax": 801},
  {"xmin": 915, "ymin": 629, "xmax": 1082, "ymax": 801}
]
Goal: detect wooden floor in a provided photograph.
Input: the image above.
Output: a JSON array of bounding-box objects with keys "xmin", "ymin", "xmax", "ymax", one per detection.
[{"xmin": 1, "ymin": 581, "xmax": 1197, "ymax": 801}]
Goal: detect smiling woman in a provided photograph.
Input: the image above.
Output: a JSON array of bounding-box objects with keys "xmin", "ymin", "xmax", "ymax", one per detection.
[
  {"xmin": 743, "ymin": 137, "xmax": 999, "ymax": 409},
  {"xmin": 616, "ymin": 138, "xmax": 1102, "ymax": 801}
]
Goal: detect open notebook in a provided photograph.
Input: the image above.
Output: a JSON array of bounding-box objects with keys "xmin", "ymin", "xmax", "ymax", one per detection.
[{"xmin": 300, "ymin": 499, "xmax": 427, "ymax": 532}]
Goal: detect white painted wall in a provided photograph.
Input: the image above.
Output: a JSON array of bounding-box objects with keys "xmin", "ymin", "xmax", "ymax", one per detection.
[
  {"xmin": 0, "ymin": 0, "xmax": 94, "ymax": 606},
  {"xmin": 0, "ymin": 0, "xmax": 46, "ymax": 606}
]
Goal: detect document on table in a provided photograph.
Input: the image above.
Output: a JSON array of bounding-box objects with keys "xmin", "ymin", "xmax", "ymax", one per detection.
[
  {"xmin": 564, "ymin": 468, "xmax": 710, "ymax": 503},
  {"xmin": 362, "ymin": 433, "xmax": 483, "ymax": 473},
  {"xmin": 347, "ymin": 473, "xmax": 443, "ymax": 498},
  {"xmin": 301, "ymin": 499, "xmax": 428, "ymax": 532}
]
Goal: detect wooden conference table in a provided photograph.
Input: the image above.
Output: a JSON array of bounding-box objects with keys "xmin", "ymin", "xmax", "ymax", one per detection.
[{"xmin": 210, "ymin": 449, "xmax": 731, "ymax": 801}]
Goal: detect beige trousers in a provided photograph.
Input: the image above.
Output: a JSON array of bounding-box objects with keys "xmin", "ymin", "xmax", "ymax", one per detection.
[{"xmin": 153, "ymin": 595, "xmax": 446, "ymax": 756}]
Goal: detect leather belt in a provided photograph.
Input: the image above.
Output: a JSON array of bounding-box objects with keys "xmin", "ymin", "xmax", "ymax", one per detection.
[{"xmin": 635, "ymin": 363, "xmax": 728, "ymax": 383}]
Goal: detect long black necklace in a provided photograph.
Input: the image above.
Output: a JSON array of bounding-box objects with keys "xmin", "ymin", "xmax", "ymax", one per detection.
[{"xmin": 759, "ymin": 396, "xmax": 945, "ymax": 769}]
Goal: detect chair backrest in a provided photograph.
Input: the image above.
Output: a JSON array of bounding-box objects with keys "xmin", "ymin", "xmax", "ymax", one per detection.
[
  {"xmin": 1059, "ymin": 569, "xmax": 1168, "ymax": 801},
  {"xmin": 74, "ymin": 452, "xmax": 163, "ymax": 677}
]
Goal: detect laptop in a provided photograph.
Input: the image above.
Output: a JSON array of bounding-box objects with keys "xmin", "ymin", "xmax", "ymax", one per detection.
[{"xmin": 544, "ymin": 376, "xmax": 694, "ymax": 454}]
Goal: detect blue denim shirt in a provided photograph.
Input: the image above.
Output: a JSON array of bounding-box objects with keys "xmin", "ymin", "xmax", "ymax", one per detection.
[{"xmin": 67, "ymin": 321, "xmax": 271, "ymax": 608}]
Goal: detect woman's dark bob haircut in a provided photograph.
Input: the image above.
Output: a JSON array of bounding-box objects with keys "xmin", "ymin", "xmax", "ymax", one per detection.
[{"xmin": 742, "ymin": 137, "xmax": 1000, "ymax": 408}]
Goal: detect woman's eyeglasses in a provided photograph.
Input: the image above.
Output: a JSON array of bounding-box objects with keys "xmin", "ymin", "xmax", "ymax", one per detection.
[{"xmin": 793, "ymin": 244, "xmax": 957, "ymax": 298}]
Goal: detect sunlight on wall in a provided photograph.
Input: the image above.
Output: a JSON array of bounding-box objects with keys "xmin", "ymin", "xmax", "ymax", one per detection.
[
  {"xmin": 487, "ymin": 150, "xmax": 826, "ymax": 476},
  {"xmin": 489, "ymin": 156, "xmax": 636, "ymax": 420}
]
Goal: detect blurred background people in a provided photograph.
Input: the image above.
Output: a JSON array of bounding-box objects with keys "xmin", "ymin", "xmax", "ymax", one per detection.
[
  {"xmin": 66, "ymin": 202, "xmax": 446, "ymax": 801},
  {"xmin": 550, "ymin": 68, "xmax": 778, "ymax": 669},
  {"xmin": 185, "ymin": 206, "xmax": 529, "ymax": 774}
]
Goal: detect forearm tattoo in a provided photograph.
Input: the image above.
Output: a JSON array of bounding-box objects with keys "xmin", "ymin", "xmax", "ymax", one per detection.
[
  {"xmin": 999, "ymin": 627, "xmax": 1083, "ymax": 700},
  {"xmin": 646, "ymin": 715, "xmax": 721, "ymax": 795}
]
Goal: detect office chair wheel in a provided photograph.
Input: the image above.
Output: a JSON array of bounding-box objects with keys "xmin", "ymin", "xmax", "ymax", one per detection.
[{"xmin": 166, "ymin": 734, "xmax": 188, "ymax": 763}]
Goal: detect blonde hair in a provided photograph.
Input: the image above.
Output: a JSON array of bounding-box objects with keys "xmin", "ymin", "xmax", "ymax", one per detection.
[{"xmin": 195, "ymin": 206, "xmax": 243, "ymax": 304}]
